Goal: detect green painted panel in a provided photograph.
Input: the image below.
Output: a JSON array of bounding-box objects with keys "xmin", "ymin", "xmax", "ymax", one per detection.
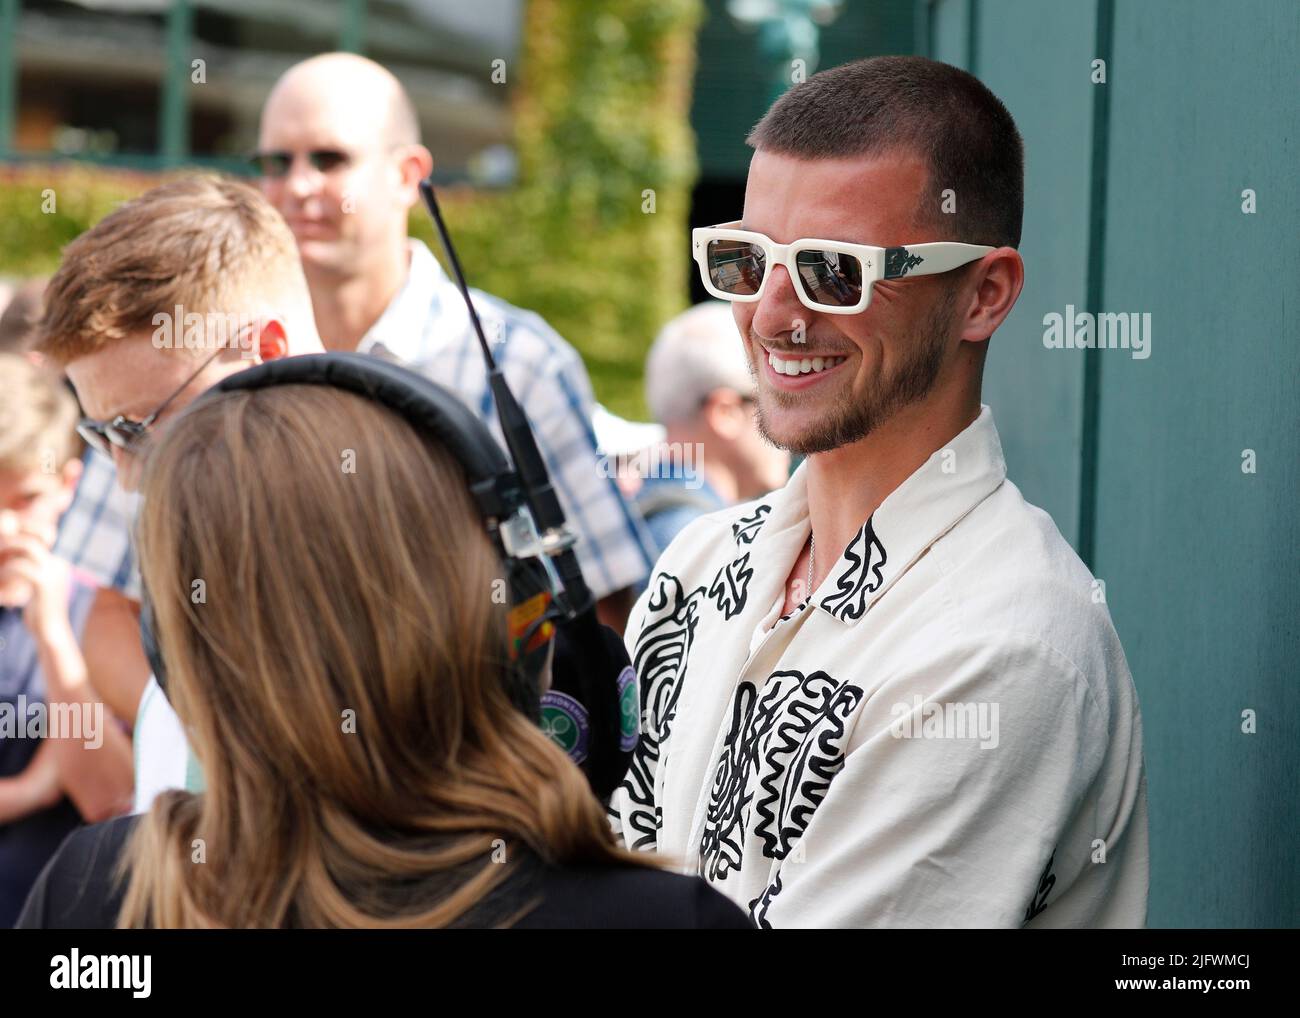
[
  {"xmin": 969, "ymin": 0, "xmax": 1099, "ymax": 551},
  {"xmin": 691, "ymin": 0, "xmax": 914, "ymax": 180},
  {"xmin": 929, "ymin": 0, "xmax": 970, "ymax": 67},
  {"xmin": 1091, "ymin": 0, "xmax": 1300, "ymax": 927}
]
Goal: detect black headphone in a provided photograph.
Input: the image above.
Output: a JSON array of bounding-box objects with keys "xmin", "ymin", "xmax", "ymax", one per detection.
[{"xmin": 139, "ymin": 351, "xmax": 598, "ymax": 767}]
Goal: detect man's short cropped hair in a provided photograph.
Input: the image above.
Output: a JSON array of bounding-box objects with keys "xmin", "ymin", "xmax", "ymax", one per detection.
[
  {"xmin": 747, "ymin": 55, "xmax": 1024, "ymax": 249},
  {"xmin": 36, "ymin": 175, "xmax": 309, "ymax": 365}
]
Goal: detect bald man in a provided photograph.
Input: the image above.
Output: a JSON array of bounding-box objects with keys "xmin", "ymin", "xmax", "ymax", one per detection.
[{"xmin": 255, "ymin": 53, "xmax": 656, "ymax": 628}]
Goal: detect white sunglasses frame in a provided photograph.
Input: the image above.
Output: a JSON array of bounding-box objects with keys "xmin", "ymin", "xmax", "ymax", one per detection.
[{"xmin": 692, "ymin": 222, "xmax": 995, "ymax": 315}]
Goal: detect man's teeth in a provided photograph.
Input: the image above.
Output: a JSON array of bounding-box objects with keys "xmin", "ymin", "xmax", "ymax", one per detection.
[{"xmin": 767, "ymin": 352, "xmax": 847, "ymax": 377}]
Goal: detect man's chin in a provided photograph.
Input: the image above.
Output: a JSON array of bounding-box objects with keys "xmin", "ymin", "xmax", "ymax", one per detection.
[
  {"xmin": 295, "ymin": 237, "xmax": 347, "ymax": 273},
  {"xmin": 755, "ymin": 396, "xmax": 879, "ymax": 457},
  {"xmin": 755, "ymin": 406, "xmax": 831, "ymax": 456}
]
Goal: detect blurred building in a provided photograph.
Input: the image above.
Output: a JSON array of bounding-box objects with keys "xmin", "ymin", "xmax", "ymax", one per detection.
[
  {"xmin": 0, "ymin": 0, "xmax": 521, "ymax": 180},
  {"xmin": 0, "ymin": 0, "xmax": 917, "ymax": 271}
]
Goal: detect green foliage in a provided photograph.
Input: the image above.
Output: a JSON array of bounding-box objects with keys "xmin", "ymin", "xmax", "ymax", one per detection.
[
  {"xmin": 0, "ymin": 164, "xmax": 159, "ymax": 276},
  {"xmin": 416, "ymin": 0, "xmax": 703, "ymax": 417}
]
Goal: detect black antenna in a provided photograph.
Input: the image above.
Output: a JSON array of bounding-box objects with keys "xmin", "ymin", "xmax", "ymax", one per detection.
[
  {"xmin": 418, "ymin": 178, "xmax": 593, "ymax": 618},
  {"xmin": 420, "ymin": 180, "xmax": 497, "ymax": 371},
  {"xmin": 418, "ymin": 179, "xmax": 636, "ymax": 799}
]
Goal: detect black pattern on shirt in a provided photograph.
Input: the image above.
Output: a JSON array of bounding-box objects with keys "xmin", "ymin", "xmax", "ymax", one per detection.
[
  {"xmin": 708, "ymin": 550, "xmax": 754, "ymax": 619},
  {"xmin": 614, "ymin": 505, "xmax": 770, "ymax": 847},
  {"xmin": 731, "ymin": 503, "xmax": 771, "ymax": 546},
  {"xmin": 612, "ymin": 572, "xmax": 705, "ymax": 850},
  {"xmin": 1023, "ymin": 849, "xmax": 1057, "ymax": 923},
  {"xmin": 820, "ymin": 517, "xmax": 888, "ymax": 621},
  {"xmin": 699, "ymin": 669, "xmax": 865, "ymax": 923}
]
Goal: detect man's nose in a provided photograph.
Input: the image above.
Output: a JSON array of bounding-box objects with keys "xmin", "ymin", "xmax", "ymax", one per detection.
[
  {"xmin": 750, "ymin": 264, "xmax": 807, "ymax": 341},
  {"xmin": 283, "ymin": 156, "xmax": 322, "ymax": 201},
  {"xmin": 0, "ymin": 509, "xmax": 19, "ymax": 537}
]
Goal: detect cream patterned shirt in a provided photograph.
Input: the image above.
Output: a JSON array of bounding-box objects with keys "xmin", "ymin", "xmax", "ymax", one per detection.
[{"xmin": 610, "ymin": 405, "xmax": 1149, "ymax": 928}]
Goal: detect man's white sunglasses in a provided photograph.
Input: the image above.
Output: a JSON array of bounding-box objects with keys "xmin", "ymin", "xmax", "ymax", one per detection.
[{"xmin": 692, "ymin": 222, "xmax": 994, "ymax": 315}]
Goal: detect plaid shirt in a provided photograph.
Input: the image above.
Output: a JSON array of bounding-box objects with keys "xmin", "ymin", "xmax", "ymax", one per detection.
[
  {"xmin": 51, "ymin": 449, "xmax": 141, "ymax": 600},
  {"xmin": 356, "ymin": 240, "xmax": 656, "ymax": 600},
  {"xmin": 51, "ymin": 241, "xmax": 655, "ymax": 603}
]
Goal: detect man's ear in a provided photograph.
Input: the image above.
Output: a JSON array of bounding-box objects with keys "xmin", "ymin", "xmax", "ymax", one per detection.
[
  {"xmin": 960, "ymin": 247, "xmax": 1025, "ymax": 343},
  {"xmin": 397, "ymin": 145, "xmax": 435, "ymax": 204},
  {"xmin": 256, "ymin": 318, "xmax": 290, "ymax": 362}
]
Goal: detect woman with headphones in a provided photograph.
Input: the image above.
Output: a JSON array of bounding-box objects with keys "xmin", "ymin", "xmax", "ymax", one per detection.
[{"xmin": 17, "ymin": 374, "xmax": 750, "ymax": 929}]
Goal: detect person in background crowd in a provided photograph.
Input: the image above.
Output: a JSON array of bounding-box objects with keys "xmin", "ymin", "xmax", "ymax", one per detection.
[
  {"xmin": 0, "ymin": 278, "xmax": 48, "ymax": 355},
  {"xmin": 636, "ymin": 301, "xmax": 790, "ymax": 558},
  {"xmin": 33, "ymin": 176, "xmax": 327, "ymax": 813},
  {"xmin": 1, "ymin": 276, "xmax": 146, "ymax": 743},
  {"xmin": 0, "ymin": 354, "xmax": 133, "ymax": 926},
  {"xmin": 255, "ymin": 52, "xmax": 655, "ymax": 631},
  {"xmin": 19, "ymin": 383, "xmax": 752, "ymax": 930},
  {"xmin": 1, "ymin": 275, "xmax": 147, "ymax": 739},
  {"xmin": 590, "ymin": 404, "xmax": 667, "ymax": 502}
]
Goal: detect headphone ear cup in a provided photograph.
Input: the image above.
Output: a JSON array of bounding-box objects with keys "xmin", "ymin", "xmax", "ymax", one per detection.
[{"xmin": 139, "ymin": 590, "xmax": 170, "ymax": 700}]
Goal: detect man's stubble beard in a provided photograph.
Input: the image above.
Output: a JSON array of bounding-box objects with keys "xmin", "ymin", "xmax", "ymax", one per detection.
[{"xmin": 751, "ymin": 287, "xmax": 959, "ymax": 456}]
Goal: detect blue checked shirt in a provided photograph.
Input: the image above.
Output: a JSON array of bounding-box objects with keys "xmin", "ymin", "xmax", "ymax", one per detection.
[
  {"xmin": 358, "ymin": 241, "xmax": 656, "ymax": 599},
  {"xmin": 51, "ymin": 240, "xmax": 656, "ymax": 603},
  {"xmin": 52, "ymin": 449, "xmax": 141, "ymax": 600}
]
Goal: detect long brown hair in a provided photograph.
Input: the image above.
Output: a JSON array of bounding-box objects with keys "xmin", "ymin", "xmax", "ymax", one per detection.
[{"xmin": 123, "ymin": 383, "xmax": 651, "ymax": 927}]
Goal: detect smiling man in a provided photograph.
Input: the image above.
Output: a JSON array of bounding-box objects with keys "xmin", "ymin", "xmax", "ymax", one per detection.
[{"xmin": 609, "ymin": 56, "xmax": 1149, "ymax": 928}]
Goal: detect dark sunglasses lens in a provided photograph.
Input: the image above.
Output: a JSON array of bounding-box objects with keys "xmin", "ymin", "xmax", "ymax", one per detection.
[
  {"xmin": 251, "ymin": 152, "xmax": 291, "ymax": 177},
  {"xmin": 309, "ymin": 150, "xmax": 349, "ymax": 172},
  {"xmin": 796, "ymin": 249, "xmax": 863, "ymax": 307},
  {"xmin": 706, "ymin": 239, "xmax": 766, "ymax": 296}
]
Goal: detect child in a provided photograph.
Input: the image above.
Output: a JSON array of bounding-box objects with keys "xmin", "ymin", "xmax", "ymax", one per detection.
[{"xmin": 0, "ymin": 353, "xmax": 133, "ymax": 926}]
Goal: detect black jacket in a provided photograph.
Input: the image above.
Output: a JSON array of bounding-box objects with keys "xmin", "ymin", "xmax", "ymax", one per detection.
[{"xmin": 16, "ymin": 815, "xmax": 754, "ymax": 930}]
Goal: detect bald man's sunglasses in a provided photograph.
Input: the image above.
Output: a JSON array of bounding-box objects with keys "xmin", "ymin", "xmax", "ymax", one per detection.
[
  {"xmin": 249, "ymin": 149, "xmax": 351, "ymax": 178},
  {"xmin": 693, "ymin": 222, "xmax": 993, "ymax": 315}
]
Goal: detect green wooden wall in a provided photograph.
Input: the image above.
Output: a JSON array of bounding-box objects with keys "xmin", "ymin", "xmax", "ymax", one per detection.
[
  {"xmin": 692, "ymin": 0, "xmax": 915, "ymax": 180},
  {"xmin": 925, "ymin": 0, "xmax": 1299, "ymax": 927}
]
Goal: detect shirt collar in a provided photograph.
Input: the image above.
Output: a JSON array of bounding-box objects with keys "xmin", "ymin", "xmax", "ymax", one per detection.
[
  {"xmin": 740, "ymin": 404, "xmax": 1008, "ymax": 627},
  {"xmin": 355, "ymin": 239, "xmax": 446, "ymax": 362}
]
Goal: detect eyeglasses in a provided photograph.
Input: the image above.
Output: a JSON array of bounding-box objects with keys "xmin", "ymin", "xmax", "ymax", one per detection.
[
  {"xmin": 248, "ymin": 149, "xmax": 352, "ymax": 178},
  {"xmin": 76, "ymin": 341, "xmax": 237, "ymax": 459},
  {"xmin": 693, "ymin": 222, "xmax": 994, "ymax": 315}
]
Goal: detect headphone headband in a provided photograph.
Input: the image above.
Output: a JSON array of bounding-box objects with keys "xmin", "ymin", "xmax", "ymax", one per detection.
[{"xmin": 210, "ymin": 352, "xmax": 523, "ymax": 521}]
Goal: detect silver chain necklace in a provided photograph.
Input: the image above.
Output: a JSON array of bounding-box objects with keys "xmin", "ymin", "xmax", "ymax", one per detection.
[{"xmin": 806, "ymin": 533, "xmax": 815, "ymax": 600}]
